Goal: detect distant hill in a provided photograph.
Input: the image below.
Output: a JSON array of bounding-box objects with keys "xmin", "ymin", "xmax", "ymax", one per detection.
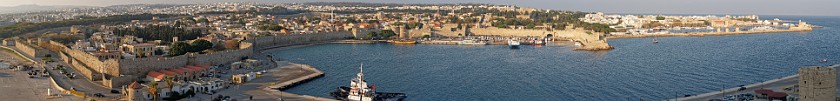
[{"xmin": 0, "ymin": 4, "xmax": 96, "ymax": 14}]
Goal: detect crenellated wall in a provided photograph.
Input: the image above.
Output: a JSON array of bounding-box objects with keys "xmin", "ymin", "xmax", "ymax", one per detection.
[
  {"xmin": 14, "ymin": 40, "xmax": 48, "ymax": 58},
  {"xmin": 251, "ymin": 31, "xmax": 353, "ymax": 50},
  {"xmin": 47, "ymin": 31, "xmax": 349, "ymax": 88}
]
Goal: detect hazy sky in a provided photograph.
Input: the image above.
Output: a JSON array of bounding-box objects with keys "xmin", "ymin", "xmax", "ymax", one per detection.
[{"xmin": 1, "ymin": 0, "xmax": 838, "ymax": 16}]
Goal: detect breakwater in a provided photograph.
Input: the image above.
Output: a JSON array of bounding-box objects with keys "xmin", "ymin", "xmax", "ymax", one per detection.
[{"xmin": 607, "ymin": 28, "xmax": 812, "ymax": 39}]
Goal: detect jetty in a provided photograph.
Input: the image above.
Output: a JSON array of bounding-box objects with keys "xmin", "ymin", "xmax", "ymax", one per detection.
[{"xmin": 608, "ymin": 27, "xmax": 813, "ymax": 39}]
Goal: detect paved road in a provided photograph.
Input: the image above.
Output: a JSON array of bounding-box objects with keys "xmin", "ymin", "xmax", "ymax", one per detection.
[
  {"xmin": 0, "ymin": 47, "xmax": 81, "ymax": 101},
  {"xmin": 5, "ymin": 46, "xmax": 121, "ymax": 100}
]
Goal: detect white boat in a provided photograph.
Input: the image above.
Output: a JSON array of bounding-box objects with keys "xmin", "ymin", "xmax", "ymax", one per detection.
[
  {"xmin": 508, "ymin": 40, "xmax": 520, "ymax": 49},
  {"xmin": 330, "ymin": 64, "xmax": 407, "ymax": 101},
  {"xmin": 457, "ymin": 40, "xmax": 487, "ymax": 45},
  {"xmin": 347, "ymin": 67, "xmax": 373, "ymax": 101}
]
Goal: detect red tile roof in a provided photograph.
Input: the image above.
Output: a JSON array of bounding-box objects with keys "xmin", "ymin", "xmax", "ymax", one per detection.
[
  {"xmin": 128, "ymin": 81, "xmax": 142, "ymax": 89},
  {"xmin": 169, "ymin": 68, "xmax": 187, "ymax": 74},
  {"xmin": 147, "ymin": 71, "xmax": 166, "ymax": 80},
  {"xmin": 159, "ymin": 69, "xmax": 177, "ymax": 75},
  {"xmin": 195, "ymin": 65, "xmax": 211, "ymax": 70},
  {"xmin": 184, "ymin": 66, "xmax": 202, "ymax": 72}
]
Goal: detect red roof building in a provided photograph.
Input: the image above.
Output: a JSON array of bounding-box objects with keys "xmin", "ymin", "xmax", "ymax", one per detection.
[{"xmin": 147, "ymin": 71, "xmax": 166, "ymax": 81}]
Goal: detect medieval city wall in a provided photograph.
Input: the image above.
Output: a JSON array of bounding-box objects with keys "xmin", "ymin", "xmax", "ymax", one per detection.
[
  {"xmin": 251, "ymin": 31, "xmax": 353, "ymax": 50},
  {"xmin": 14, "ymin": 40, "xmax": 47, "ymax": 57}
]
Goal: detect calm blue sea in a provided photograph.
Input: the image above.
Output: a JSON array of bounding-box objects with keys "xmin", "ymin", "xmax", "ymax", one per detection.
[{"xmin": 272, "ymin": 15, "xmax": 840, "ymax": 101}]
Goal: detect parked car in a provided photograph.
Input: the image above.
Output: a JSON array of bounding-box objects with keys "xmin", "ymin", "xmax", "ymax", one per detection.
[
  {"xmin": 708, "ymin": 99, "xmax": 724, "ymax": 101},
  {"xmin": 94, "ymin": 93, "xmax": 105, "ymax": 97},
  {"xmin": 738, "ymin": 87, "xmax": 747, "ymax": 91},
  {"xmin": 739, "ymin": 93, "xmax": 755, "ymax": 100},
  {"xmin": 724, "ymin": 95, "xmax": 736, "ymax": 101},
  {"xmin": 110, "ymin": 90, "xmax": 120, "ymax": 94}
]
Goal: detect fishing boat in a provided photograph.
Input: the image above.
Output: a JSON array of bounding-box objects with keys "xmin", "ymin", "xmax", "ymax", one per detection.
[
  {"xmin": 508, "ymin": 40, "xmax": 520, "ymax": 49},
  {"xmin": 457, "ymin": 40, "xmax": 487, "ymax": 45},
  {"xmin": 330, "ymin": 64, "xmax": 407, "ymax": 101},
  {"xmin": 392, "ymin": 40, "xmax": 417, "ymax": 44},
  {"xmin": 652, "ymin": 39, "xmax": 659, "ymax": 44},
  {"xmin": 532, "ymin": 40, "xmax": 545, "ymax": 46},
  {"xmin": 821, "ymin": 59, "xmax": 829, "ymax": 62}
]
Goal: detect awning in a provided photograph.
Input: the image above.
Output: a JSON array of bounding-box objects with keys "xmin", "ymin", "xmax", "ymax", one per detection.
[
  {"xmin": 768, "ymin": 92, "xmax": 788, "ymax": 98},
  {"xmin": 754, "ymin": 89, "xmax": 773, "ymax": 94}
]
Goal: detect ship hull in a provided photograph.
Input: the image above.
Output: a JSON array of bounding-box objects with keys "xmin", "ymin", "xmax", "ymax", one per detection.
[{"xmin": 330, "ymin": 86, "xmax": 407, "ymax": 101}]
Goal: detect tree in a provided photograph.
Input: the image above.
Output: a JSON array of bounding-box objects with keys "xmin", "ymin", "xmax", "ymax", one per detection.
[
  {"xmin": 190, "ymin": 39, "xmax": 213, "ymax": 53},
  {"xmin": 196, "ymin": 18, "xmax": 209, "ymax": 23},
  {"xmin": 168, "ymin": 42, "xmax": 190, "ymax": 56},
  {"xmin": 164, "ymin": 76, "xmax": 175, "ymax": 96},
  {"xmin": 422, "ymin": 35, "xmax": 431, "ymax": 39},
  {"xmin": 147, "ymin": 81, "xmax": 159, "ymax": 101},
  {"xmin": 367, "ymin": 31, "xmax": 378, "ymax": 40},
  {"xmin": 656, "ymin": 16, "xmax": 666, "ymax": 20},
  {"xmin": 379, "ymin": 30, "xmax": 396, "ymax": 39},
  {"xmin": 154, "ymin": 49, "xmax": 164, "ymax": 56}
]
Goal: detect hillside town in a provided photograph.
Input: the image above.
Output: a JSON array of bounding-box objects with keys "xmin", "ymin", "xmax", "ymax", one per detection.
[{"xmin": 0, "ymin": 2, "xmax": 823, "ymax": 101}]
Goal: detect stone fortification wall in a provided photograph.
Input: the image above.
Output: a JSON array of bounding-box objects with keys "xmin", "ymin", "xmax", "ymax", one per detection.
[
  {"xmin": 117, "ymin": 56, "xmax": 189, "ymax": 76},
  {"xmin": 193, "ymin": 43, "xmax": 253, "ymax": 66},
  {"xmin": 52, "ymin": 31, "xmax": 350, "ymax": 88},
  {"xmin": 14, "ymin": 40, "xmax": 48, "ymax": 57},
  {"xmin": 432, "ymin": 25, "xmax": 594, "ymax": 40},
  {"xmin": 46, "ymin": 41, "xmax": 103, "ymax": 80},
  {"xmin": 58, "ymin": 50, "xmax": 101, "ymax": 80},
  {"xmin": 251, "ymin": 31, "xmax": 352, "ymax": 50}
]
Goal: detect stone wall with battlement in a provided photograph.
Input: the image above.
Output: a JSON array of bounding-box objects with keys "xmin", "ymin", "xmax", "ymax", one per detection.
[
  {"xmin": 46, "ymin": 31, "xmax": 350, "ymax": 88},
  {"xmin": 14, "ymin": 40, "xmax": 48, "ymax": 58},
  {"xmin": 250, "ymin": 31, "xmax": 353, "ymax": 50}
]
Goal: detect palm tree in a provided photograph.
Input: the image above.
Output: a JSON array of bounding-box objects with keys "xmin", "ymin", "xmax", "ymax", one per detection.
[
  {"xmin": 164, "ymin": 76, "xmax": 175, "ymax": 96},
  {"xmin": 147, "ymin": 81, "xmax": 159, "ymax": 101}
]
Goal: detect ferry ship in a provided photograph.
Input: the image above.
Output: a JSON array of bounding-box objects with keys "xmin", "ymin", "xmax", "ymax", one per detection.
[
  {"xmin": 330, "ymin": 64, "xmax": 407, "ymax": 101},
  {"xmin": 457, "ymin": 39, "xmax": 487, "ymax": 45},
  {"xmin": 508, "ymin": 40, "xmax": 520, "ymax": 49}
]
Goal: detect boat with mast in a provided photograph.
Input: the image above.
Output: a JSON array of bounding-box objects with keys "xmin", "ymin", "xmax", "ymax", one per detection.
[{"xmin": 330, "ymin": 64, "xmax": 407, "ymax": 101}]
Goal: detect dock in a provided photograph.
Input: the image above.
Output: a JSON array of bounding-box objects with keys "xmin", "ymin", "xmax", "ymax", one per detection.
[
  {"xmin": 185, "ymin": 61, "xmax": 335, "ymax": 101},
  {"xmin": 268, "ymin": 61, "xmax": 325, "ymax": 90}
]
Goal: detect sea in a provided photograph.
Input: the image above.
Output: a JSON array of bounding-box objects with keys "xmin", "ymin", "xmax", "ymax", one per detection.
[{"xmin": 271, "ymin": 15, "xmax": 840, "ymax": 101}]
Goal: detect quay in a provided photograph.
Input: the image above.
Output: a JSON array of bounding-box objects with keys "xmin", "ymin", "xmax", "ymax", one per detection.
[
  {"xmin": 268, "ymin": 61, "xmax": 325, "ymax": 90},
  {"xmin": 186, "ymin": 61, "xmax": 335, "ymax": 101}
]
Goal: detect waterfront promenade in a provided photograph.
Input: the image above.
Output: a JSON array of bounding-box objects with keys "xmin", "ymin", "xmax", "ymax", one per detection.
[{"xmin": 671, "ymin": 64, "xmax": 840, "ymax": 101}]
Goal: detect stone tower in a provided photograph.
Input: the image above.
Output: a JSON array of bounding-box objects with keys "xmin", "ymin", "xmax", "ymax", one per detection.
[
  {"xmin": 399, "ymin": 25, "xmax": 407, "ymax": 39},
  {"xmin": 799, "ymin": 66, "xmax": 836, "ymax": 101},
  {"xmin": 125, "ymin": 81, "xmax": 146, "ymax": 101}
]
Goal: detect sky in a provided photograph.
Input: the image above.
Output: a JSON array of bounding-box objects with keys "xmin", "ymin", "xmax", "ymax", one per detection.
[{"xmin": 1, "ymin": 0, "xmax": 838, "ymax": 16}]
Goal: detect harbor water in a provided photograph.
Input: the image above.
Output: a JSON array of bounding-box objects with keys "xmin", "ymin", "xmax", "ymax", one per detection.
[{"xmin": 271, "ymin": 16, "xmax": 840, "ymax": 100}]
